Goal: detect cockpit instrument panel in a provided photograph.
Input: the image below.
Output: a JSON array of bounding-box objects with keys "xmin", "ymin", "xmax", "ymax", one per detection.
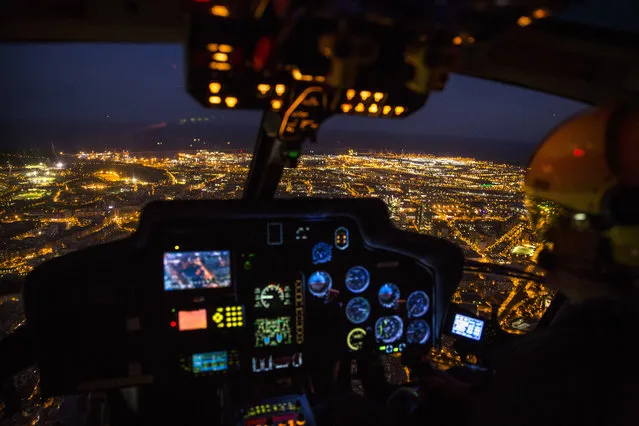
[
  {"xmin": 157, "ymin": 213, "xmax": 437, "ymax": 382},
  {"xmin": 25, "ymin": 199, "xmax": 458, "ymax": 397}
]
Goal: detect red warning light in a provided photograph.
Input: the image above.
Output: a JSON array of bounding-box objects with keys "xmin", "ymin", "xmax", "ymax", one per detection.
[
  {"xmin": 170, "ymin": 321, "xmax": 177, "ymax": 328},
  {"xmin": 193, "ymin": 0, "xmax": 210, "ymax": 3},
  {"xmin": 573, "ymin": 148, "xmax": 586, "ymax": 157},
  {"xmin": 253, "ymin": 36, "xmax": 273, "ymax": 71}
]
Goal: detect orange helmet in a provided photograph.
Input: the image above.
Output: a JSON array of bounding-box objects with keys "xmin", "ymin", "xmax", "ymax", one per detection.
[{"xmin": 524, "ymin": 105, "xmax": 639, "ymax": 270}]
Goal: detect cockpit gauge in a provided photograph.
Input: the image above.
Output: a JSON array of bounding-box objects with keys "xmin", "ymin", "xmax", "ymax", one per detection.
[
  {"xmin": 260, "ymin": 284, "xmax": 285, "ymax": 309},
  {"xmin": 406, "ymin": 291, "xmax": 430, "ymax": 318},
  {"xmin": 378, "ymin": 283, "xmax": 400, "ymax": 308},
  {"xmin": 345, "ymin": 266, "xmax": 370, "ymax": 293},
  {"xmin": 345, "ymin": 297, "xmax": 371, "ymax": 324},
  {"xmin": 375, "ymin": 315, "xmax": 404, "ymax": 344},
  {"xmin": 406, "ymin": 320, "xmax": 431, "ymax": 345},
  {"xmin": 347, "ymin": 327, "xmax": 367, "ymax": 351},
  {"xmin": 312, "ymin": 242, "xmax": 332, "ymax": 264},
  {"xmin": 335, "ymin": 227, "xmax": 349, "ymax": 250},
  {"xmin": 308, "ymin": 271, "xmax": 332, "ymax": 298}
]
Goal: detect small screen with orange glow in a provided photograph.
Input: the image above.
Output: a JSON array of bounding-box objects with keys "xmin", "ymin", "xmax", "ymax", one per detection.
[{"xmin": 178, "ymin": 309, "xmax": 208, "ymax": 331}]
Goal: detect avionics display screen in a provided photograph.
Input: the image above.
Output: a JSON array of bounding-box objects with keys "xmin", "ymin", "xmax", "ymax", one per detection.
[
  {"xmin": 451, "ymin": 314, "xmax": 484, "ymax": 341},
  {"xmin": 254, "ymin": 317, "xmax": 293, "ymax": 348},
  {"xmin": 178, "ymin": 309, "xmax": 207, "ymax": 331},
  {"xmin": 163, "ymin": 251, "xmax": 231, "ymax": 291},
  {"xmin": 192, "ymin": 351, "xmax": 228, "ymax": 373},
  {"xmin": 253, "ymin": 284, "xmax": 293, "ymax": 310}
]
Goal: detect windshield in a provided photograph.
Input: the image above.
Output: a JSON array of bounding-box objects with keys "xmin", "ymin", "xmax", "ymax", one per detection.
[
  {"xmin": 1, "ymin": 42, "xmax": 588, "ymax": 419},
  {"xmin": 275, "ymin": 75, "xmax": 584, "ymax": 341}
]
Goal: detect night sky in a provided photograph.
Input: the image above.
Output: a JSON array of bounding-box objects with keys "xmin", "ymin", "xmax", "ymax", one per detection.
[
  {"xmin": 0, "ymin": 43, "xmax": 586, "ymax": 143},
  {"xmin": 2, "ymin": 0, "xmax": 637, "ymax": 146}
]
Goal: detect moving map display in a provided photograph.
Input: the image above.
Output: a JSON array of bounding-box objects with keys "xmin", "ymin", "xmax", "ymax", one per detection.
[{"xmin": 164, "ymin": 250, "xmax": 231, "ymax": 291}]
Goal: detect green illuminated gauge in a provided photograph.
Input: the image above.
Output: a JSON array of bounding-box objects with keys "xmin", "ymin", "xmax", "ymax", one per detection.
[
  {"xmin": 347, "ymin": 327, "xmax": 367, "ymax": 351},
  {"xmin": 260, "ymin": 284, "xmax": 285, "ymax": 309}
]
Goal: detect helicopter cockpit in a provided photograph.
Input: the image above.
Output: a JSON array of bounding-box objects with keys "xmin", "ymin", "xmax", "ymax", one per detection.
[{"xmin": 1, "ymin": 1, "xmax": 638, "ymax": 426}]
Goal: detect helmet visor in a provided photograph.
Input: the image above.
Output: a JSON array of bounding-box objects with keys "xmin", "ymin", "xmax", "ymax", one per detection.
[{"xmin": 525, "ymin": 196, "xmax": 584, "ymax": 243}]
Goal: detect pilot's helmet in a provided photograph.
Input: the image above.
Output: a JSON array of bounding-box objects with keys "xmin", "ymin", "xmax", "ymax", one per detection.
[{"xmin": 523, "ymin": 105, "xmax": 639, "ymax": 276}]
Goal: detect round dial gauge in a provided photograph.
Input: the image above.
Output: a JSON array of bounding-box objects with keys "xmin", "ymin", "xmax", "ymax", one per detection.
[
  {"xmin": 260, "ymin": 284, "xmax": 285, "ymax": 309},
  {"xmin": 345, "ymin": 297, "xmax": 371, "ymax": 324},
  {"xmin": 308, "ymin": 271, "xmax": 332, "ymax": 298},
  {"xmin": 345, "ymin": 266, "xmax": 370, "ymax": 294},
  {"xmin": 406, "ymin": 291, "xmax": 430, "ymax": 318},
  {"xmin": 312, "ymin": 242, "xmax": 332, "ymax": 264},
  {"xmin": 406, "ymin": 320, "xmax": 431, "ymax": 345},
  {"xmin": 378, "ymin": 283, "xmax": 400, "ymax": 308},
  {"xmin": 374, "ymin": 315, "xmax": 404, "ymax": 344},
  {"xmin": 347, "ymin": 328, "xmax": 367, "ymax": 351}
]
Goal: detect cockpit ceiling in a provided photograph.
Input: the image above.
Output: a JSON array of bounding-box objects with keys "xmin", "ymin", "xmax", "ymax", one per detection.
[
  {"xmin": 457, "ymin": 20, "xmax": 639, "ymax": 105},
  {"xmin": 1, "ymin": 1, "xmax": 638, "ymax": 105}
]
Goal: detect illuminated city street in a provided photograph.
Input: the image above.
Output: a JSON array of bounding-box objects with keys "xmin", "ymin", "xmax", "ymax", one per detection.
[{"xmin": 1, "ymin": 150, "xmax": 550, "ymax": 327}]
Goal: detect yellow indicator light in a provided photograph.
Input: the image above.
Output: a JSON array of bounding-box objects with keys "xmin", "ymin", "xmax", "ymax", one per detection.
[
  {"xmin": 355, "ymin": 103, "xmax": 365, "ymax": 112},
  {"xmin": 346, "ymin": 89, "xmax": 356, "ymax": 100},
  {"xmin": 209, "ymin": 96, "xmax": 222, "ymax": 104},
  {"xmin": 518, "ymin": 16, "xmax": 532, "ymax": 27},
  {"xmin": 341, "ymin": 104, "xmax": 352, "ymax": 113},
  {"xmin": 275, "ymin": 84, "xmax": 286, "ymax": 96},
  {"xmin": 301, "ymin": 75, "xmax": 312, "ymax": 81},
  {"xmin": 207, "ymin": 43, "xmax": 219, "ymax": 52},
  {"xmin": 213, "ymin": 52, "xmax": 228, "ymax": 62},
  {"xmin": 292, "ymin": 68, "xmax": 303, "ymax": 80},
  {"xmin": 271, "ymin": 99, "xmax": 282, "ymax": 110},
  {"xmin": 373, "ymin": 92, "xmax": 384, "ymax": 102},
  {"xmin": 368, "ymin": 104, "xmax": 378, "ymax": 114},
  {"xmin": 533, "ymin": 8, "xmax": 549, "ymax": 19},
  {"xmin": 211, "ymin": 5, "xmax": 230, "ymax": 17},
  {"xmin": 257, "ymin": 84, "xmax": 270, "ymax": 94},
  {"xmin": 453, "ymin": 36, "xmax": 463, "ymax": 45},
  {"xmin": 174, "ymin": 245, "xmax": 180, "ymax": 250},
  {"xmin": 210, "ymin": 62, "xmax": 231, "ymax": 71},
  {"xmin": 218, "ymin": 44, "xmax": 233, "ymax": 53},
  {"xmin": 225, "ymin": 97, "xmax": 238, "ymax": 108},
  {"xmin": 394, "ymin": 106, "xmax": 405, "ymax": 115},
  {"xmin": 209, "ymin": 82, "xmax": 221, "ymax": 93},
  {"xmin": 382, "ymin": 105, "xmax": 392, "ymax": 115},
  {"xmin": 359, "ymin": 90, "xmax": 371, "ymax": 101}
]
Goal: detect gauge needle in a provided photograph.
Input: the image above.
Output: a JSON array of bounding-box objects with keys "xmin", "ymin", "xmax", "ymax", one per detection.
[{"xmin": 263, "ymin": 295, "xmax": 273, "ymax": 299}]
